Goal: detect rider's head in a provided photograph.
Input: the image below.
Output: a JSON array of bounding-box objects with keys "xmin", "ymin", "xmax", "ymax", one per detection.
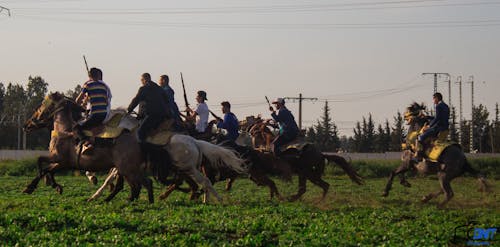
[
  {"xmin": 221, "ymin": 101, "xmax": 231, "ymax": 114},
  {"xmin": 141, "ymin": 73, "xmax": 151, "ymax": 85},
  {"xmin": 433, "ymin": 92, "xmax": 443, "ymax": 104},
  {"xmin": 196, "ymin": 91, "xmax": 207, "ymax": 103},
  {"xmin": 159, "ymin": 75, "xmax": 169, "ymax": 87},
  {"xmin": 88, "ymin": 67, "xmax": 102, "ymax": 81},
  {"xmin": 272, "ymin": 98, "xmax": 285, "ymax": 109}
]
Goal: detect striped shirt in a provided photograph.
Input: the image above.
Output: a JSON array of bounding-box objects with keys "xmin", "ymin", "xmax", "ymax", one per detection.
[{"xmin": 82, "ymin": 80, "xmax": 109, "ymax": 115}]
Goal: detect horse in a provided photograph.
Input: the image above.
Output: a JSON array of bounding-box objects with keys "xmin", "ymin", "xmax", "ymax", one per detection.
[
  {"xmin": 156, "ymin": 140, "xmax": 293, "ymax": 202},
  {"xmin": 82, "ymin": 112, "xmax": 247, "ymax": 204},
  {"xmin": 244, "ymin": 122, "xmax": 364, "ymax": 201},
  {"xmin": 382, "ymin": 102, "xmax": 489, "ymax": 207},
  {"xmin": 23, "ymin": 92, "xmax": 154, "ymax": 202}
]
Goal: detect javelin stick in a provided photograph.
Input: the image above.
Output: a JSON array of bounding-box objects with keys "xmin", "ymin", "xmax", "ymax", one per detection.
[
  {"xmin": 83, "ymin": 55, "xmax": 89, "ymax": 74},
  {"xmin": 265, "ymin": 96, "xmax": 272, "ymax": 108}
]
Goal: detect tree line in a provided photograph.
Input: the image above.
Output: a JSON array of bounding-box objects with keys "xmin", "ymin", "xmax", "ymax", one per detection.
[
  {"xmin": 306, "ymin": 101, "xmax": 500, "ymax": 153},
  {"xmin": 0, "ymin": 77, "xmax": 498, "ymax": 152},
  {"xmin": 0, "ymin": 76, "xmax": 80, "ymax": 149}
]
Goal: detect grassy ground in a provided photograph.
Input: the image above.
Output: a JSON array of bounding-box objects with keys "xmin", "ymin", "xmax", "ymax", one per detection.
[{"xmin": 0, "ymin": 174, "xmax": 498, "ymax": 246}]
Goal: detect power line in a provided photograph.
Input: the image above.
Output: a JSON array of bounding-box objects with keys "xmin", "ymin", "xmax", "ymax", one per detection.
[
  {"xmin": 13, "ymin": 14, "xmax": 500, "ymax": 30},
  {"xmin": 12, "ymin": 0, "xmax": 500, "ymax": 15},
  {"xmin": 0, "ymin": 5, "xmax": 11, "ymax": 17}
]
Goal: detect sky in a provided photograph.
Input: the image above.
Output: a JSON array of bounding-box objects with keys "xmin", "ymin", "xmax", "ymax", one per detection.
[{"xmin": 1, "ymin": 0, "xmax": 499, "ymax": 136}]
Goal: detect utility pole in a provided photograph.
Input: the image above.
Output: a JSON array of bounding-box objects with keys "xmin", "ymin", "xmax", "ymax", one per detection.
[
  {"xmin": 456, "ymin": 76, "xmax": 463, "ymax": 146},
  {"xmin": 284, "ymin": 93, "xmax": 318, "ymax": 130},
  {"xmin": 422, "ymin": 72, "xmax": 449, "ymax": 94},
  {"xmin": 0, "ymin": 6, "xmax": 11, "ymax": 17},
  {"xmin": 467, "ymin": 76, "xmax": 474, "ymax": 153},
  {"xmin": 446, "ymin": 74, "xmax": 452, "ymax": 107}
]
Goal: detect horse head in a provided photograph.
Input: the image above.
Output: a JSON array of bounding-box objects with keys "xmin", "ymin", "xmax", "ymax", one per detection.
[
  {"xmin": 24, "ymin": 92, "xmax": 64, "ymax": 132},
  {"xmin": 404, "ymin": 102, "xmax": 429, "ymax": 133},
  {"xmin": 24, "ymin": 92, "xmax": 84, "ymax": 132}
]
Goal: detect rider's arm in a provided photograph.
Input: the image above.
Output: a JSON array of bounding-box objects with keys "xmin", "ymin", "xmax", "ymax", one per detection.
[
  {"xmin": 127, "ymin": 87, "xmax": 144, "ymax": 113},
  {"xmin": 429, "ymin": 104, "xmax": 442, "ymax": 128},
  {"xmin": 75, "ymin": 84, "xmax": 88, "ymax": 106}
]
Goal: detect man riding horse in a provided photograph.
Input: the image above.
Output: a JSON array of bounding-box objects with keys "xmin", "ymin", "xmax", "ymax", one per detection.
[
  {"xmin": 268, "ymin": 98, "xmax": 299, "ymax": 156},
  {"xmin": 414, "ymin": 92, "xmax": 450, "ymax": 161},
  {"xmin": 214, "ymin": 101, "xmax": 239, "ymax": 144},
  {"xmin": 127, "ymin": 73, "xmax": 171, "ymax": 147},
  {"xmin": 74, "ymin": 67, "xmax": 112, "ymax": 147}
]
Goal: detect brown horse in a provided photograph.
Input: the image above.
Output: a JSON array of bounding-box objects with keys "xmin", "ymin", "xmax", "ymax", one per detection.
[
  {"xmin": 245, "ymin": 122, "xmax": 364, "ymax": 201},
  {"xmin": 382, "ymin": 103, "xmax": 489, "ymax": 207},
  {"xmin": 23, "ymin": 92, "xmax": 154, "ymax": 202},
  {"xmin": 158, "ymin": 127, "xmax": 363, "ymax": 202}
]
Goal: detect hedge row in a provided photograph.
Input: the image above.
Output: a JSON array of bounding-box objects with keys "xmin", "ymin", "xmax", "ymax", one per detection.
[{"xmin": 1, "ymin": 157, "xmax": 499, "ymax": 179}]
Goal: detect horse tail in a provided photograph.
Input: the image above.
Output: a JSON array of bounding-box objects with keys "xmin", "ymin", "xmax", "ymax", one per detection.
[
  {"xmin": 464, "ymin": 158, "xmax": 490, "ymax": 192},
  {"xmin": 324, "ymin": 154, "xmax": 364, "ymax": 185},
  {"xmin": 194, "ymin": 140, "xmax": 247, "ymax": 174}
]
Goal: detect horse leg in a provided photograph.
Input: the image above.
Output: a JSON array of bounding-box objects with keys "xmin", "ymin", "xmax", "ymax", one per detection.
[
  {"xmin": 23, "ymin": 163, "xmax": 60, "ymax": 194},
  {"xmin": 45, "ymin": 172, "xmax": 63, "ymax": 194},
  {"xmin": 289, "ymin": 175, "xmax": 307, "ymax": 202},
  {"xmin": 308, "ymin": 176, "xmax": 330, "ymax": 201},
  {"xmin": 225, "ymin": 178, "xmax": 235, "ymax": 191},
  {"xmin": 250, "ymin": 173, "xmax": 282, "ymax": 200},
  {"xmin": 185, "ymin": 178, "xmax": 201, "ymax": 201},
  {"xmin": 104, "ymin": 175, "xmax": 124, "ymax": 202},
  {"xmin": 187, "ymin": 167, "xmax": 221, "ymax": 203},
  {"xmin": 142, "ymin": 177, "xmax": 154, "ymax": 203},
  {"xmin": 89, "ymin": 168, "xmax": 119, "ymax": 202},
  {"xmin": 437, "ymin": 172, "xmax": 454, "ymax": 208},
  {"xmin": 421, "ymin": 190, "xmax": 443, "ymax": 203},
  {"xmin": 159, "ymin": 183, "xmax": 178, "ymax": 200},
  {"xmin": 85, "ymin": 171, "xmax": 98, "ymax": 186},
  {"xmin": 382, "ymin": 162, "xmax": 410, "ymax": 197}
]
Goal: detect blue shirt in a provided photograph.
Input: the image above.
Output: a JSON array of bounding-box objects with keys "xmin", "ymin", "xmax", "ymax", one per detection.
[
  {"xmin": 429, "ymin": 101, "xmax": 449, "ymax": 131},
  {"xmin": 217, "ymin": 112, "xmax": 239, "ymax": 142},
  {"xmin": 271, "ymin": 107, "xmax": 299, "ymax": 136}
]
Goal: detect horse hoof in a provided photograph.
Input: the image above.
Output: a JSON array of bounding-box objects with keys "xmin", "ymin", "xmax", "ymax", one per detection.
[
  {"xmin": 421, "ymin": 196, "xmax": 430, "ymax": 203},
  {"xmin": 90, "ymin": 176, "xmax": 98, "ymax": 186},
  {"xmin": 400, "ymin": 181, "xmax": 412, "ymax": 188},
  {"xmin": 382, "ymin": 192, "xmax": 389, "ymax": 197},
  {"xmin": 22, "ymin": 188, "xmax": 33, "ymax": 194},
  {"xmin": 56, "ymin": 186, "xmax": 63, "ymax": 194}
]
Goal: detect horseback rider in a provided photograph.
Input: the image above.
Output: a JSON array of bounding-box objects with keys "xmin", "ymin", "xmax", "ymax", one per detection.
[
  {"xmin": 127, "ymin": 73, "xmax": 171, "ymax": 145},
  {"xmin": 158, "ymin": 74, "xmax": 183, "ymax": 131},
  {"xmin": 415, "ymin": 92, "xmax": 450, "ymax": 161},
  {"xmin": 268, "ymin": 98, "xmax": 299, "ymax": 156},
  {"xmin": 214, "ymin": 101, "xmax": 239, "ymax": 143},
  {"xmin": 74, "ymin": 67, "xmax": 111, "ymax": 144},
  {"xmin": 186, "ymin": 90, "xmax": 209, "ymax": 134}
]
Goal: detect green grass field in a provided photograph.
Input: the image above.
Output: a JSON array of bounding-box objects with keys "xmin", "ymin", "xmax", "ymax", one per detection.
[{"xmin": 0, "ymin": 174, "xmax": 498, "ymax": 246}]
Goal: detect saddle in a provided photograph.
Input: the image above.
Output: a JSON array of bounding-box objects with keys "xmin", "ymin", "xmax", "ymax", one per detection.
[
  {"xmin": 82, "ymin": 111, "xmax": 137, "ymax": 139},
  {"xmin": 279, "ymin": 136, "xmax": 309, "ymax": 153},
  {"xmin": 145, "ymin": 119, "xmax": 176, "ymax": 145},
  {"xmin": 403, "ymin": 129, "xmax": 459, "ymax": 163}
]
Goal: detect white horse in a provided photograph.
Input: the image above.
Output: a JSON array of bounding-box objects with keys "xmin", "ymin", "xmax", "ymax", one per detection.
[{"xmin": 89, "ymin": 133, "xmax": 247, "ymax": 203}]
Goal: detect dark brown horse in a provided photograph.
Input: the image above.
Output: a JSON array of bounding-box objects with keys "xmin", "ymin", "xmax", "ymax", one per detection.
[
  {"xmin": 245, "ymin": 121, "xmax": 364, "ymax": 201},
  {"xmin": 23, "ymin": 92, "xmax": 154, "ymax": 202},
  {"xmin": 382, "ymin": 103, "xmax": 489, "ymax": 207}
]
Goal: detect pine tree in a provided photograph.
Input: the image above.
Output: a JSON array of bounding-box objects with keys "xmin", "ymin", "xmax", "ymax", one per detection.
[
  {"xmin": 449, "ymin": 106, "xmax": 459, "ymax": 142},
  {"xmin": 305, "ymin": 101, "xmax": 340, "ymax": 152},
  {"xmin": 390, "ymin": 111, "xmax": 405, "ymax": 151},
  {"xmin": 353, "ymin": 121, "xmax": 363, "ymax": 152}
]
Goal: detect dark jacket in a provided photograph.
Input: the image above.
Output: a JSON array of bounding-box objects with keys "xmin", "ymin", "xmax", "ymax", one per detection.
[
  {"xmin": 217, "ymin": 112, "xmax": 239, "ymax": 142},
  {"xmin": 271, "ymin": 107, "xmax": 299, "ymax": 136},
  {"xmin": 128, "ymin": 81, "xmax": 170, "ymax": 118},
  {"xmin": 429, "ymin": 101, "xmax": 450, "ymax": 131}
]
